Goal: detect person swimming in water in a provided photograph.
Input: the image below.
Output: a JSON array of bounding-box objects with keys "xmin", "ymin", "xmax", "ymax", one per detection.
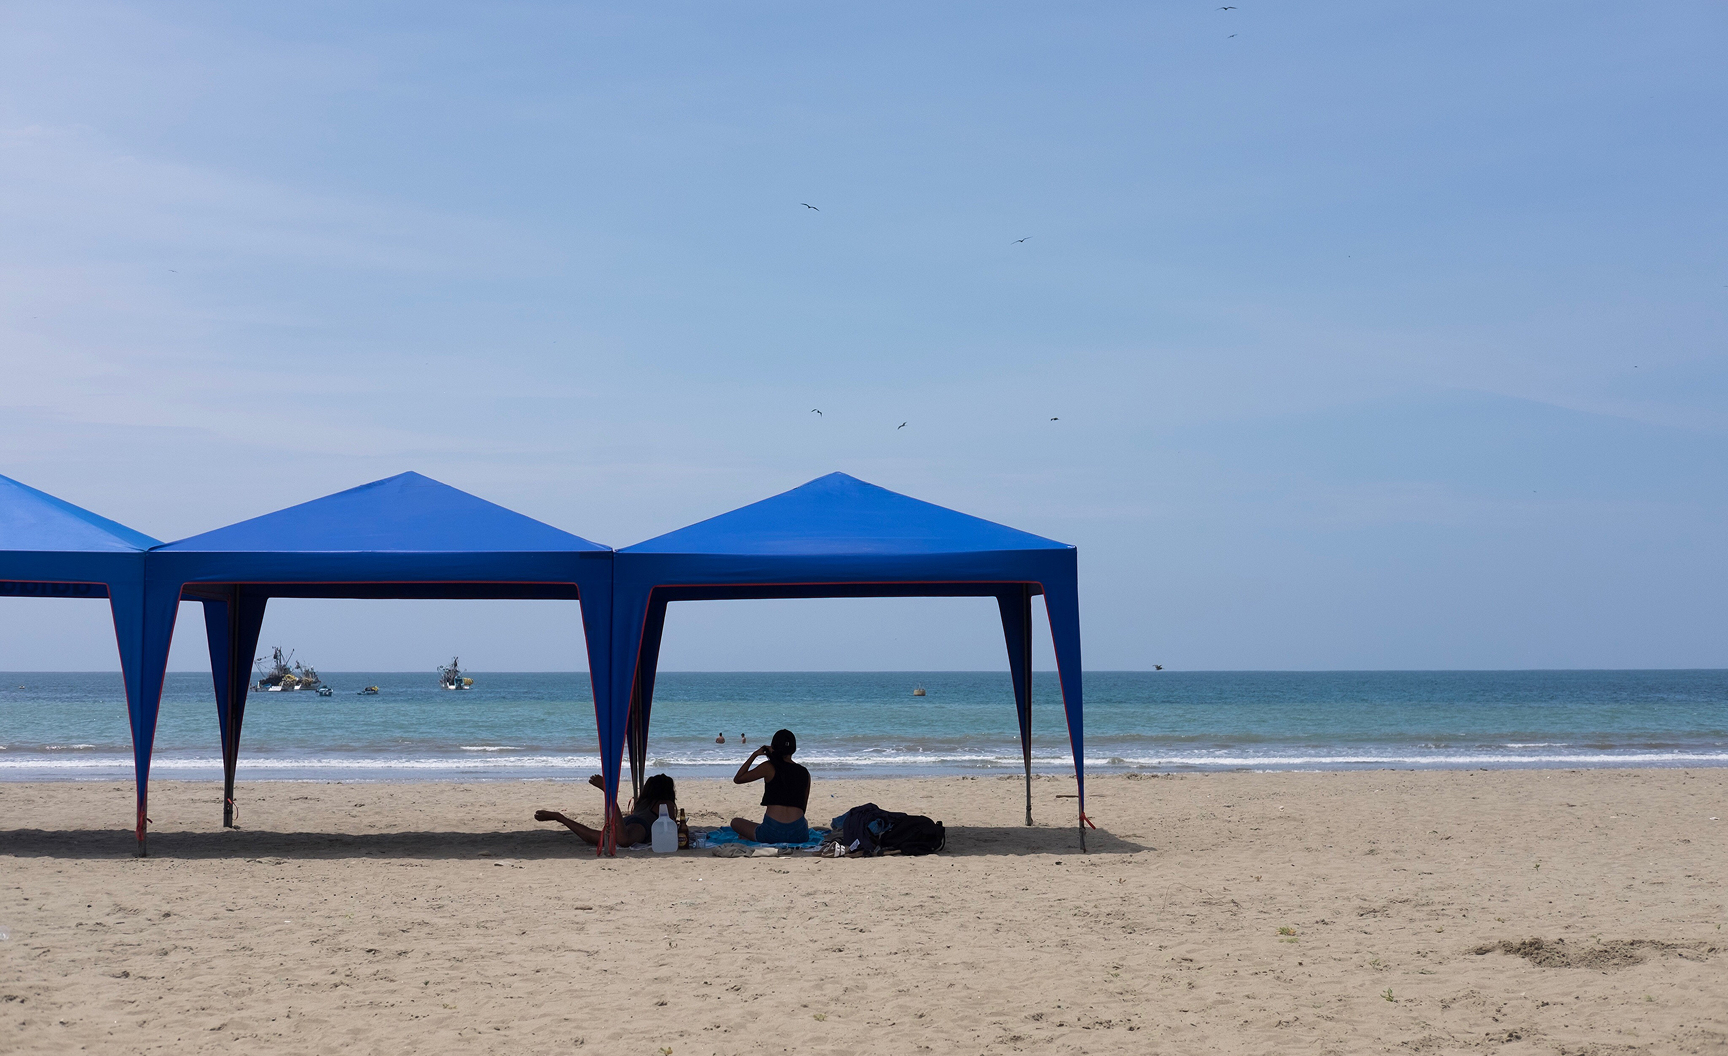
[
  {"xmin": 730, "ymin": 728, "xmax": 809, "ymax": 844},
  {"xmin": 715, "ymin": 732, "xmax": 725, "ymax": 744},
  {"xmin": 534, "ymin": 773, "xmax": 677, "ymax": 847}
]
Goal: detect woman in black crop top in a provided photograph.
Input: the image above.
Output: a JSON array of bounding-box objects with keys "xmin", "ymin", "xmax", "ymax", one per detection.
[{"xmin": 730, "ymin": 728, "xmax": 811, "ymax": 844}]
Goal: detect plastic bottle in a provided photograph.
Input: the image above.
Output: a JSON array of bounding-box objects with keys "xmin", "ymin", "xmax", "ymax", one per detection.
[{"xmin": 651, "ymin": 804, "xmax": 677, "ymax": 853}]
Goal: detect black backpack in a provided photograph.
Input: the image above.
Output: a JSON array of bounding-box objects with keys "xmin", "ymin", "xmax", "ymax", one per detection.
[
  {"xmin": 833, "ymin": 803, "xmax": 946, "ymax": 856},
  {"xmin": 878, "ymin": 814, "xmax": 945, "ymax": 856}
]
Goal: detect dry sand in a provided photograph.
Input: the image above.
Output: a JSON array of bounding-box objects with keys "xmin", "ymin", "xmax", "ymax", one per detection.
[{"xmin": 2, "ymin": 769, "xmax": 1724, "ymax": 1055}]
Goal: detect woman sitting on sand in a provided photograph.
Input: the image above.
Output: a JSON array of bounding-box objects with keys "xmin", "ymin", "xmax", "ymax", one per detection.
[
  {"xmin": 730, "ymin": 728, "xmax": 810, "ymax": 844},
  {"xmin": 535, "ymin": 773, "xmax": 677, "ymax": 847}
]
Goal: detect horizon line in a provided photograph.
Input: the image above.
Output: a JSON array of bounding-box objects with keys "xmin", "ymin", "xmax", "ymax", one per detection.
[{"xmin": 5, "ymin": 668, "xmax": 1726, "ymax": 676}]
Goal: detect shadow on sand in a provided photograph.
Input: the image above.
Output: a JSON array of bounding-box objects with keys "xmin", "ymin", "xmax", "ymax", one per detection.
[{"xmin": 0, "ymin": 824, "xmax": 1147, "ymax": 860}]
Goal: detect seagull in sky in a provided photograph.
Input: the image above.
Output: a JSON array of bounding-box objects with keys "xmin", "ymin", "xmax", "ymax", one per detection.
[
  {"xmin": 1013, "ymin": 237, "xmax": 1030, "ymax": 244},
  {"xmin": 1050, "ymin": 417, "xmax": 1059, "ymax": 421},
  {"xmin": 811, "ymin": 408, "xmax": 822, "ymax": 415},
  {"xmin": 802, "ymin": 203, "xmax": 820, "ymax": 210},
  {"xmin": 1155, "ymin": 664, "xmax": 1164, "ymax": 671},
  {"xmin": 897, "ymin": 422, "xmax": 907, "ymax": 430}
]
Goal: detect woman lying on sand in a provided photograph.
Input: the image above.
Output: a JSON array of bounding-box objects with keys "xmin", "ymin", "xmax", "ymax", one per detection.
[
  {"xmin": 730, "ymin": 728, "xmax": 810, "ymax": 844},
  {"xmin": 535, "ymin": 773, "xmax": 678, "ymax": 847}
]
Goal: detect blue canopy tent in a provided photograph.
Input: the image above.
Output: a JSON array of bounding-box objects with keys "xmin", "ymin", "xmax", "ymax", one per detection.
[
  {"xmin": 1, "ymin": 475, "xmax": 163, "ymax": 846},
  {"xmin": 137, "ymin": 472, "xmax": 613, "ymax": 854},
  {"xmin": 607, "ymin": 472, "xmax": 1090, "ymax": 851}
]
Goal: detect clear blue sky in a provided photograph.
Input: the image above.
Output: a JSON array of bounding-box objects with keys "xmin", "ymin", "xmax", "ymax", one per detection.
[{"xmin": 2, "ymin": 2, "xmax": 1724, "ymax": 671}]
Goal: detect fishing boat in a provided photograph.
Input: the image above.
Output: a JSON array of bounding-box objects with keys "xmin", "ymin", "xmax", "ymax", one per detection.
[
  {"xmin": 357, "ymin": 685, "xmax": 380, "ymax": 696},
  {"xmin": 253, "ymin": 647, "xmax": 327, "ymax": 694},
  {"xmin": 912, "ymin": 684, "xmax": 926, "ymax": 696},
  {"xmin": 438, "ymin": 657, "xmax": 473, "ymax": 691}
]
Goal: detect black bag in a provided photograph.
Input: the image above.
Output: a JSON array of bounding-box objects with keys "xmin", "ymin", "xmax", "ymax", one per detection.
[
  {"xmin": 835, "ymin": 803, "xmax": 886, "ymax": 850},
  {"xmin": 832, "ymin": 803, "xmax": 945, "ymax": 856},
  {"xmin": 878, "ymin": 814, "xmax": 945, "ymax": 856}
]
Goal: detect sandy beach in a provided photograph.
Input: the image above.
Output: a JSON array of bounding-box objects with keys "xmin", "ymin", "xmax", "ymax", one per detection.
[{"xmin": 2, "ymin": 769, "xmax": 1724, "ymax": 1055}]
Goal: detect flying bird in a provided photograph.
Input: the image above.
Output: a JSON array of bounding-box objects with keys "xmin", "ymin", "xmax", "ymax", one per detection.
[
  {"xmin": 897, "ymin": 422, "xmax": 907, "ymax": 430},
  {"xmin": 1050, "ymin": 417, "xmax": 1059, "ymax": 421},
  {"xmin": 811, "ymin": 408, "xmax": 822, "ymax": 415},
  {"xmin": 802, "ymin": 203, "xmax": 820, "ymax": 210},
  {"xmin": 1155, "ymin": 664, "xmax": 1164, "ymax": 671},
  {"xmin": 1219, "ymin": 5, "xmax": 1236, "ymax": 8},
  {"xmin": 1013, "ymin": 237, "xmax": 1030, "ymax": 244}
]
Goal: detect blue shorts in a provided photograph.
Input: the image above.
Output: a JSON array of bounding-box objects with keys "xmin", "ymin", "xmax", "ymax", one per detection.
[{"xmin": 754, "ymin": 814, "xmax": 809, "ymax": 844}]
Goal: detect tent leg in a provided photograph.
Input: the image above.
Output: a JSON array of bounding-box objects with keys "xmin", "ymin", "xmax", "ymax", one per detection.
[
  {"xmin": 626, "ymin": 677, "xmax": 644, "ymax": 804},
  {"xmin": 1020, "ymin": 585, "xmax": 1033, "ymax": 827},
  {"xmin": 115, "ymin": 578, "xmax": 175, "ymax": 861},
  {"xmin": 204, "ymin": 588, "xmax": 264, "ymax": 830},
  {"xmin": 1078, "ymin": 814, "xmax": 1087, "ymax": 853},
  {"xmin": 625, "ymin": 596, "xmax": 668, "ymax": 806},
  {"xmin": 998, "ymin": 586, "xmax": 1035, "ymax": 827},
  {"xmin": 223, "ymin": 592, "xmax": 240, "ymax": 828}
]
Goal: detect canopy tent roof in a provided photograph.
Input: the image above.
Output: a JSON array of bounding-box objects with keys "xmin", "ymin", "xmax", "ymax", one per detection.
[
  {"xmin": 133, "ymin": 471, "xmax": 615, "ymax": 849},
  {"xmin": 623, "ymin": 472, "xmax": 1070, "ymax": 558},
  {"xmin": 605, "ymin": 472, "xmax": 1088, "ymax": 850},
  {"xmin": 1, "ymin": 473, "xmax": 159, "ymax": 586},
  {"xmin": 155, "ymin": 470, "xmax": 605, "ymax": 587}
]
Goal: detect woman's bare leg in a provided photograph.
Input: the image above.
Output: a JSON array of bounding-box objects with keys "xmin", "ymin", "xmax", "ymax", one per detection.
[
  {"xmin": 535, "ymin": 810, "xmax": 601, "ymax": 845},
  {"xmin": 730, "ymin": 816, "xmax": 758, "ymax": 840}
]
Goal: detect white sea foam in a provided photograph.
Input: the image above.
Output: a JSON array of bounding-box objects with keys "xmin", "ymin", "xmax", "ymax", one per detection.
[
  {"xmin": 0, "ymin": 754, "xmax": 595, "ymax": 771},
  {"xmin": 2, "ymin": 748, "xmax": 1726, "ymax": 776},
  {"xmin": 1086, "ymin": 752, "xmax": 1728, "ymax": 768},
  {"xmin": 459, "ymin": 746, "xmax": 524, "ymax": 752}
]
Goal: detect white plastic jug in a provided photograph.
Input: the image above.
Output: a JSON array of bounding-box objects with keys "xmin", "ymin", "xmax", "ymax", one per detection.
[{"xmin": 651, "ymin": 804, "xmax": 677, "ymax": 853}]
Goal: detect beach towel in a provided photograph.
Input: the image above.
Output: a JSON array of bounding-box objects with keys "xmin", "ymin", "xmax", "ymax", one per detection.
[{"xmin": 698, "ymin": 826, "xmax": 828, "ymax": 852}]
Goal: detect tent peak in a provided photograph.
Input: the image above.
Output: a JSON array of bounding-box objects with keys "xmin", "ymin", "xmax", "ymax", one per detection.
[
  {"xmin": 622, "ymin": 471, "xmax": 1071, "ymax": 556},
  {"xmin": 155, "ymin": 471, "xmax": 609, "ymax": 554},
  {"xmin": 0, "ymin": 473, "xmax": 160, "ymax": 553}
]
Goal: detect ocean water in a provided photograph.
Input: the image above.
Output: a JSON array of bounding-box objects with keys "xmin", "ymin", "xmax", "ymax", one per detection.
[{"xmin": 0, "ymin": 670, "xmax": 1724, "ymax": 782}]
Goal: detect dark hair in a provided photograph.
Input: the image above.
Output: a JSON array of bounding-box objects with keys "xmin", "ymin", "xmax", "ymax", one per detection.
[
  {"xmin": 639, "ymin": 773, "xmax": 676, "ymax": 815},
  {"xmin": 769, "ymin": 729, "xmax": 797, "ymax": 761}
]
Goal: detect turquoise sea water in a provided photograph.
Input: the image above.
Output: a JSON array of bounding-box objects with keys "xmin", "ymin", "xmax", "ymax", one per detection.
[{"xmin": 0, "ymin": 670, "xmax": 1724, "ymax": 781}]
